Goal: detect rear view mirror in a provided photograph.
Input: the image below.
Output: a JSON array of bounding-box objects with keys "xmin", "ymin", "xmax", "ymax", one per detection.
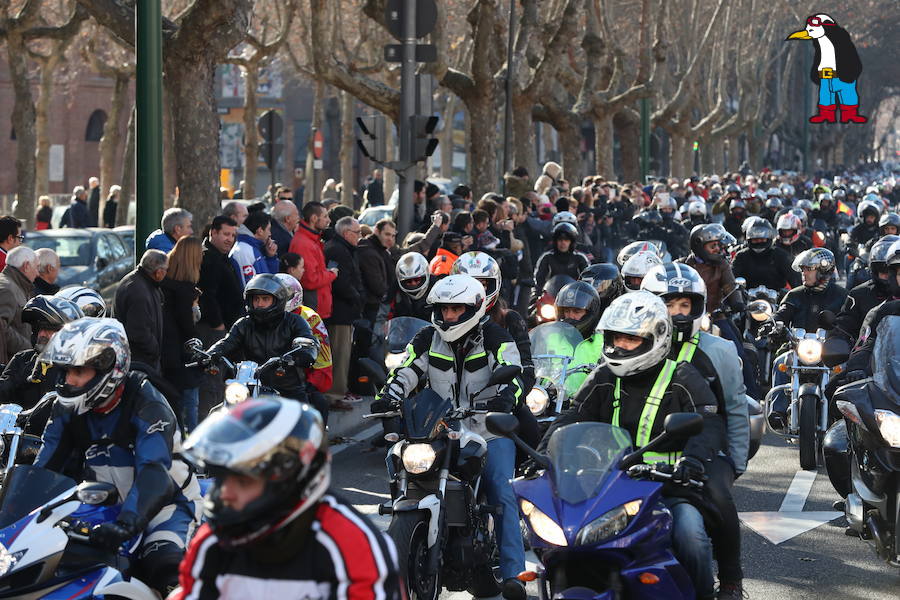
[
  {"xmin": 488, "ymin": 365, "xmax": 521, "ymax": 387},
  {"xmin": 292, "ymin": 337, "xmax": 316, "ymax": 349},
  {"xmin": 748, "ymin": 300, "xmax": 773, "ymax": 322},
  {"xmin": 822, "ymin": 337, "xmax": 850, "ymax": 367},
  {"xmin": 663, "ymin": 413, "xmax": 703, "ymax": 439},
  {"xmin": 76, "ymin": 481, "xmax": 119, "ymax": 506},
  {"xmin": 485, "ymin": 412, "xmax": 520, "ymax": 437},
  {"xmin": 359, "ymin": 358, "xmax": 387, "ymax": 388},
  {"xmin": 734, "ymin": 277, "xmax": 747, "ymax": 288}
]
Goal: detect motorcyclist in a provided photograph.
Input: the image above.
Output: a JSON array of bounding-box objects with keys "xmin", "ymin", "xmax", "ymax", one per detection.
[
  {"xmin": 533, "ymin": 222, "xmax": 590, "ymax": 300},
  {"xmin": 206, "ymin": 274, "xmax": 318, "ymax": 404},
  {"xmin": 761, "ymin": 197, "xmax": 782, "ymax": 225},
  {"xmin": 732, "ymin": 219, "xmax": 800, "ymax": 291},
  {"xmin": 580, "ymin": 262, "xmax": 624, "ymax": 311},
  {"xmin": 171, "ymin": 396, "xmax": 401, "ymax": 600},
  {"xmin": 723, "ymin": 199, "xmax": 747, "ymax": 241},
  {"xmin": 657, "ymin": 196, "xmax": 690, "ymax": 257},
  {"xmin": 641, "ymin": 262, "xmax": 749, "ymax": 599},
  {"xmin": 617, "ymin": 240, "xmax": 661, "ymax": 266},
  {"xmin": 552, "ymin": 280, "xmax": 604, "ymax": 396},
  {"xmin": 621, "ymin": 250, "xmax": 663, "ymax": 291},
  {"xmin": 394, "ymin": 251, "xmax": 433, "ymax": 321},
  {"xmin": 0, "ymin": 295, "xmax": 83, "ymax": 433},
  {"xmin": 810, "ymin": 193, "xmax": 838, "ymax": 229},
  {"xmin": 56, "ymin": 285, "xmax": 107, "ymax": 317},
  {"xmin": 542, "ymin": 291, "xmax": 726, "ymax": 599},
  {"xmin": 375, "ymin": 274, "xmax": 527, "ymax": 600},
  {"xmin": 687, "ymin": 198, "xmax": 709, "ymax": 228},
  {"xmin": 34, "ymin": 318, "xmax": 201, "ymax": 596},
  {"xmin": 775, "ymin": 213, "xmax": 813, "ymax": 258},
  {"xmin": 849, "ymin": 200, "xmax": 882, "ymax": 246},
  {"xmin": 865, "ymin": 212, "xmax": 900, "ymax": 251}
]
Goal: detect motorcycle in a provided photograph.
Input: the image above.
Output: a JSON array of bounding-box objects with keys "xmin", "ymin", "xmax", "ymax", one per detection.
[
  {"xmin": 759, "ymin": 309, "xmax": 839, "ymax": 470},
  {"xmin": 0, "ymin": 464, "xmax": 156, "ymax": 599},
  {"xmin": 365, "ymin": 365, "xmax": 521, "ymax": 600},
  {"xmin": 484, "ymin": 411, "xmax": 706, "ymax": 599},
  {"xmin": 0, "ymin": 403, "xmax": 44, "ymax": 481},
  {"xmin": 529, "ymin": 275, "xmax": 575, "ymax": 327},
  {"xmin": 525, "ymin": 322, "xmax": 592, "ymax": 428},
  {"xmin": 824, "ymin": 316, "xmax": 900, "ymax": 568},
  {"xmin": 745, "ymin": 287, "xmax": 780, "ymax": 388}
]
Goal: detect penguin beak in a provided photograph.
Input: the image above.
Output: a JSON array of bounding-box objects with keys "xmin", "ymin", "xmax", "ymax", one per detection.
[{"xmin": 786, "ymin": 29, "xmax": 812, "ymax": 40}]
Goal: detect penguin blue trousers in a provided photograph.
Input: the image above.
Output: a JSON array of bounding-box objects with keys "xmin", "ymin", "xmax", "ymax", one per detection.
[{"xmin": 818, "ymin": 77, "xmax": 859, "ymax": 105}]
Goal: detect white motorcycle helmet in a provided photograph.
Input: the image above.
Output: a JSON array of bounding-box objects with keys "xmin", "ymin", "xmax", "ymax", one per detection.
[
  {"xmin": 552, "ymin": 211, "xmax": 578, "ymax": 229},
  {"xmin": 427, "ymin": 274, "xmax": 487, "ymax": 343},
  {"xmin": 450, "ymin": 251, "xmax": 502, "ymax": 311},
  {"xmin": 396, "ymin": 252, "xmax": 431, "ymax": 300},
  {"xmin": 617, "ymin": 240, "xmax": 662, "ymax": 266},
  {"xmin": 687, "ymin": 199, "xmax": 707, "ymax": 218},
  {"xmin": 274, "ymin": 273, "xmax": 304, "ymax": 312},
  {"xmin": 640, "ymin": 263, "xmax": 707, "ymax": 342},
  {"xmin": 56, "ymin": 286, "xmax": 107, "ymax": 317},
  {"xmin": 598, "ymin": 291, "xmax": 672, "ymax": 377},
  {"xmin": 621, "ymin": 251, "xmax": 663, "ymax": 291}
]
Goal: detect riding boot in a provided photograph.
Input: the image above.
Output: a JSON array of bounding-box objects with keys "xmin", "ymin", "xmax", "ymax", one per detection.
[
  {"xmin": 809, "ymin": 105, "xmax": 837, "ymax": 123},
  {"xmin": 839, "ymin": 105, "xmax": 868, "ymax": 123}
]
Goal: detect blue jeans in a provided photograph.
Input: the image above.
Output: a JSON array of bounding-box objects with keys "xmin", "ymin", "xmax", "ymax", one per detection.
[
  {"xmin": 818, "ymin": 77, "xmax": 859, "ymax": 105},
  {"xmin": 713, "ymin": 318, "xmax": 761, "ymax": 400},
  {"xmin": 484, "ymin": 437, "xmax": 526, "ymax": 580},
  {"xmin": 181, "ymin": 387, "xmax": 199, "ymax": 433},
  {"xmin": 770, "ymin": 351, "xmax": 791, "ymax": 415},
  {"xmin": 663, "ymin": 498, "xmax": 715, "ymax": 598}
]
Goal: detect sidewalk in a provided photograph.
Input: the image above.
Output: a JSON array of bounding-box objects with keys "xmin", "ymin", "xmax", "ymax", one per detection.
[{"xmin": 327, "ymin": 395, "xmax": 380, "ymax": 445}]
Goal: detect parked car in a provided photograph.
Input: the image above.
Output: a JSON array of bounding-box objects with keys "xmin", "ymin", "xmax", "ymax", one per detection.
[
  {"xmin": 113, "ymin": 225, "xmax": 135, "ymax": 252},
  {"xmin": 24, "ymin": 228, "xmax": 134, "ymax": 301},
  {"xmin": 359, "ymin": 205, "xmax": 395, "ymax": 227}
]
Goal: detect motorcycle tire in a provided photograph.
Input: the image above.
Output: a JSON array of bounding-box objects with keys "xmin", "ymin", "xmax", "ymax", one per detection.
[
  {"xmin": 467, "ymin": 559, "xmax": 502, "ymax": 597},
  {"xmin": 799, "ymin": 394, "xmax": 819, "ymax": 471},
  {"xmin": 388, "ymin": 511, "xmax": 440, "ymax": 600}
]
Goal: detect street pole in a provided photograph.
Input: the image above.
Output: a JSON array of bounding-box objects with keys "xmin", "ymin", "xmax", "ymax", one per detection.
[
  {"xmin": 640, "ymin": 97, "xmax": 650, "ymax": 183},
  {"xmin": 396, "ymin": 0, "xmax": 417, "ymax": 241},
  {"xmin": 135, "ymin": 0, "xmax": 163, "ymax": 255},
  {"xmin": 802, "ymin": 44, "xmax": 810, "ymax": 174},
  {"xmin": 501, "ymin": 0, "xmax": 515, "ymax": 196}
]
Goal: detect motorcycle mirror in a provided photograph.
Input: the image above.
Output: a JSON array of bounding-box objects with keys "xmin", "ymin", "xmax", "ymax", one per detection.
[
  {"xmin": 818, "ymin": 310, "xmax": 836, "ymax": 331},
  {"xmin": 748, "ymin": 300, "xmax": 773, "ymax": 322},
  {"xmin": 76, "ymin": 481, "xmax": 119, "ymax": 506},
  {"xmin": 663, "ymin": 413, "xmax": 704, "ymax": 438},
  {"xmin": 359, "ymin": 358, "xmax": 387, "ymax": 387},
  {"xmin": 734, "ymin": 277, "xmax": 747, "ymax": 288},
  {"xmin": 485, "ymin": 413, "xmax": 520, "ymax": 437},
  {"xmin": 488, "ymin": 365, "xmax": 521, "ymax": 387},
  {"xmin": 822, "ymin": 337, "xmax": 850, "ymax": 367},
  {"xmin": 292, "ymin": 337, "xmax": 315, "ymax": 349}
]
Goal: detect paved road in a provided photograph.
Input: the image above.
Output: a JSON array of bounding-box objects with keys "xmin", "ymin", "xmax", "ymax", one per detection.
[{"xmin": 329, "ymin": 428, "xmax": 899, "ymax": 599}]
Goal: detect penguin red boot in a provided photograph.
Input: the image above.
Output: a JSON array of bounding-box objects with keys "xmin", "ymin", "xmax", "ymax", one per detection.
[
  {"xmin": 809, "ymin": 104, "xmax": 837, "ymax": 123},
  {"xmin": 840, "ymin": 105, "xmax": 868, "ymax": 123}
]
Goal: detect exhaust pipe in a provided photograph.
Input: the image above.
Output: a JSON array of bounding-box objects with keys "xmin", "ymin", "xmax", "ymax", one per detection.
[{"xmin": 865, "ymin": 511, "xmax": 891, "ymax": 560}]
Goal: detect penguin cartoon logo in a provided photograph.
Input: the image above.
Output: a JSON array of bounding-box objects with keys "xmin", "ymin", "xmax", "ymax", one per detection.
[{"xmin": 786, "ymin": 14, "xmax": 866, "ymax": 124}]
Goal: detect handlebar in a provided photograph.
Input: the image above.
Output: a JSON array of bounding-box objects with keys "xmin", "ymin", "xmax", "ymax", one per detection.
[{"xmin": 627, "ymin": 463, "xmax": 704, "ymax": 489}]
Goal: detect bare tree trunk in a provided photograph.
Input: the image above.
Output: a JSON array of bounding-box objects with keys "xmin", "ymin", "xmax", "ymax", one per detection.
[
  {"xmin": 339, "ymin": 91, "xmax": 354, "ymax": 207},
  {"xmin": 512, "ymin": 96, "xmax": 535, "ymax": 176},
  {"xmin": 556, "ymin": 119, "xmax": 582, "ymax": 184},
  {"xmin": 708, "ymin": 137, "xmax": 723, "ymax": 175},
  {"xmin": 700, "ymin": 137, "xmax": 714, "ymax": 175},
  {"xmin": 747, "ymin": 135, "xmax": 764, "ymax": 171},
  {"xmin": 466, "ymin": 94, "xmax": 498, "ymax": 198},
  {"xmin": 34, "ymin": 53, "xmax": 62, "ymax": 197},
  {"xmin": 615, "ymin": 111, "xmax": 641, "ymax": 183},
  {"xmin": 305, "ymin": 79, "xmax": 325, "ymax": 202},
  {"xmin": 7, "ymin": 32, "xmax": 36, "ymax": 223},
  {"xmin": 162, "ymin": 86, "xmax": 177, "ymax": 207},
  {"xmin": 594, "ymin": 113, "xmax": 614, "ymax": 179},
  {"xmin": 117, "ymin": 107, "xmax": 136, "ymax": 229},
  {"xmin": 99, "ymin": 73, "xmax": 129, "ymax": 218},
  {"xmin": 242, "ymin": 64, "xmax": 260, "ymax": 200},
  {"xmin": 669, "ymin": 134, "xmax": 687, "ymax": 179}
]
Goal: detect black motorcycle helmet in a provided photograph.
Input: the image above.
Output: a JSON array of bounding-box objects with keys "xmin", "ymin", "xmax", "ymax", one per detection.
[
  {"xmin": 580, "ymin": 263, "xmax": 622, "ymax": 309},
  {"xmin": 690, "ymin": 223, "xmax": 727, "ymax": 263},
  {"xmin": 878, "ymin": 213, "xmax": 900, "ymax": 237},
  {"xmin": 870, "ymin": 235, "xmax": 899, "ymax": 294},
  {"xmin": 745, "ymin": 219, "xmax": 776, "ymax": 253},
  {"xmin": 22, "ymin": 295, "xmax": 84, "ymax": 351},
  {"xmin": 886, "ymin": 239, "xmax": 900, "ymax": 297},
  {"xmin": 551, "ymin": 222, "xmax": 578, "ymax": 248},
  {"xmin": 244, "ymin": 273, "xmax": 290, "ymax": 327},
  {"xmin": 555, "ymin": 281, "xmax": 602, "ymax": 339},
  {"xmin": 182, "ymin": 396, "xmax": 330, "ymax": 548},
  {"xmin": 636, "ymin": 210, "xmax": 663, "ymax": 227}
]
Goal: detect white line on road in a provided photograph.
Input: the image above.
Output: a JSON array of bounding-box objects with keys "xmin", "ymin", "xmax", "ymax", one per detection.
[
  {"xmin": 332, "ymin": 424, "xmax": 382, "ymax": 455},
  {"xmin": 779, "ymin": 470, "xmax": 817, "ymax": 512}
]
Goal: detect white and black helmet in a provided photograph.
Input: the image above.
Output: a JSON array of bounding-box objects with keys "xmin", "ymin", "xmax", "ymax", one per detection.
[
  {"xmin": 687, "ymin": 200, "xmax": 707, "ymax": 217},
  {"xmin": 41, "ymin": 318, "xmax": 130, "ymax": 414},
  {"xmin": 621, "ymin": 251, "xmax": 663, "ymax": 291},
  {"xmin": 450, "ymin": 251, "xmax": 501, "ymax": 311},
  {"xmin": 641, "ymin": 263, "xmax": 707, "ymax": 342},
  {"xmin": 552, "ymin": 211, "xmax": 578, "ymax": 229},
  {"xmin": 792, "ymin": 248, "xmax": 836, "ymax": 290},
  {"xmin": 617, "ymin": 240, "xmax": 661, "ymax": 267},
  {"xmin": 396, "ymin": 252, "xmax": 431, "ymax": 300},
  {"xmin": 598, "ymin": 291, "xmax": 672, "ymax": 377},
  {"xmin": 274, "ymin": 273, "xmax": 304, "ymax": 312},
  {"xmin": 427, "ymin": 274, "xmax": 487, "ymax": 343},
  {"xmin": 56, "ymin": 286, "xmax": 106, "ymax": 317}
]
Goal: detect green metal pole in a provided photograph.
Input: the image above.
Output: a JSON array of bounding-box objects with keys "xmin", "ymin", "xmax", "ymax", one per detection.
[
  {"xmin": 640, "ymin": 97, "xmax": 650, "ymax": 182},
  {"xmin": 135, "ymin": 0, "xmax": 163, "ymax": 255}
]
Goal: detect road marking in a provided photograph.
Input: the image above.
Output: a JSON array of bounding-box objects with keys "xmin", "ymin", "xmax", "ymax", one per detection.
[
  {"xmin": 331, "ymin": 424, "xmax": 382, "ymax": 455},
  {"xmin": 739, "ymin": 470, "xmax": 841, "ymax": 545}
]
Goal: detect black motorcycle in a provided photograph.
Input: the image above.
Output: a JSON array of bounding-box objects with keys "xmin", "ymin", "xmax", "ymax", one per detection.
[
  {"xmin": 365, "ymin": 365, "xmax": 520, "ymax": 600},
  {"xmin": 824, "ymin": 316, "xmax": 900, "ymax": 568}
]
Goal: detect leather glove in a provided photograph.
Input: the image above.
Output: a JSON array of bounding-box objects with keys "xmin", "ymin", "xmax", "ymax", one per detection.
[
  {"xmin": 295, "ymin": 351, "xmax": 316, "ymax": 369},
  {"xmin": 90, "ymin": 511, "xmax": 142, "ymax": 551},
  {"xmin": 672, "ymin": 456, "xmax": 707, "ymax": 486},
  {"xmin": 486, "ymin": 397, "xmax": 514, "ymax": 413}
]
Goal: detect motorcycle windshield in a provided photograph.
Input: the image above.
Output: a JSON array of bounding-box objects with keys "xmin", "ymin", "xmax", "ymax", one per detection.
[
  {"xmin": 530, "ymin": 322, "xmax": 584, "ymax": 383},
  {"xmin": 546, "ymin": 423, "xmax": 633, "ymax": 504},
  {"xmin": 873, "ymin": 316, "xmax": 900, "ymax": 401},
  {"xmin": 385, "ymin": 317, "xmax": 431, "ymax": 354},
  {"xmin": 402, "ymin": 388, "xmax": 453, "ymax": 439},
  {"xmin": 0, "ymin": 465, "xmax": 76, "ymax": 529}
]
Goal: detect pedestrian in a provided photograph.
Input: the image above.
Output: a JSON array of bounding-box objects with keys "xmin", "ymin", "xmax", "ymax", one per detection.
[
  {"xmin": 35, "ymin": 196, "xmax": 53, "ymax": 230},
  {"xmin": 324, "ymin": 216, "xmax": 364, "ymax": 406},
  {"xmin": 113, "ymin": 249, "xmax": 167, "ymax": 371},
  {"xmin": 271, "ymin": 199, "xmax": 300, "ymax": 256},
  {"xmin": 222, "ymin": 201, "xmax": 249, "ymax": 228},
  {"xmin": 87, "ymin": 177, "xmax": 101, "ymax": 227},
  {"xmin": 356, "ymin": 217, "xmax": 397, "ymax": 378},
  {"xmin": 33, "ymin": 248, "xmax": 61, "ymax": 295},
  {"xmin": 279, "ymin": 252, "xmax": 305, "ymax": 284},
  {"xmin": 198, "ymin": 216, "xmax": 244, "ymax": 335},
  {"xmin": 0, "ymin": 247, "xmax": 38, "ymax": 362},
  {"xmin": 230, "ymin": 210, "xmax": 279, "ymax": 284},
  {"xmin": 321, "ymin": 178, "xmax": 339, "ymax": 202},
  {"xmin": 289, "ymin": 201, "xmax": 336, "ymax": 317},
  {"xmin": 146, "ymin": 207, "xmax": 194, "ymax": 253},
  {"xmin": 0, "ymin": 217, "xmax": 23, "ymax": 271},
  {"xmin": 393, "ymin": 180, "xmax": 427, "ymax": 232},
  {"xmin": 103, "ymin": 185, "xmax": 120, "ymax": 228},
  {"xmin": 64, "ymin": 186, "xmax": 90, "ymax": 228},
  {"xmin": 365, "ymin": 168, "xmax": 384, "ymax": 207},
  {"xmin": 161, "ymin": 237, "xmax": 203, "ymax": 432}
]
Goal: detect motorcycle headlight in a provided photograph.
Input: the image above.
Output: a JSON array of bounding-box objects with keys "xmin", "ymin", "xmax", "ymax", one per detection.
[
  {"xmin": 401, "ymin": 443, "xmax": 436, "ymax": 475},
  {"xmin": 384, "ymin": 353, "xmax": 406, "ymax": 371},
  {"xmin": 526, "ymin": 387, "xmax": 549, "ymax": 416},
  {"xmin": 520, "ymin": 499, "xmax": 567, "ymax": 546},
  {"xmin": 224, "ymin": 382, "xmax": 250, "ymax": 404},
  {"xmin": 539, "ymin": 304, "xmax": 557, "ymax": 321},
  {"xmin": 874, "ymin": 410, "xmax": 900, "ymax": 448},
  {"xmin": 0, "ymin": 543, "xmax": 24, "ymax": 577},
  {"xmin": 575, "ymin": 500, "xmax": 642, "ymax": 546},
  {"xmin": 797, "ymin": 339, "xmax": 822, "ymax": 365}
]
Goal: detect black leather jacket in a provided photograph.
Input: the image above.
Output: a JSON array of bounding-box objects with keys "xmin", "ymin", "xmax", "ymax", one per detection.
[
  {"xmin": 846, "ymin": 300, "xmax": 900, "ymax": 374},
  {"xmin": 830, "ymin": 280, "xmax": 891, "ymax": 345},
  {"xmin": 774, "ymin": 281, "xmax": 848, "ymax": 332},
  {"xmin": 732, "ymin": 246, "xmax": 800, "ymax": 291},
  {"xmin": 209, "ymin": 313, "xmax": 317, "ymax": 401}
]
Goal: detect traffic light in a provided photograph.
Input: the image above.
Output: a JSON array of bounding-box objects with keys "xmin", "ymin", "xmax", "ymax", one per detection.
[
  {"xmin": 410, "ymin": 115, "xmax": 439, "ymax": 162},
  {"xmin": 356, "ymin": 116, "xmax": 387, "ymax": 163}
]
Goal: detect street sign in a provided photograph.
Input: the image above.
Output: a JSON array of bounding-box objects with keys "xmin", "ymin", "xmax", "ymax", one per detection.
[
  {"xmin": 258, "ymin": 110, "xmax": 283, "ymax": 141},
  {"xmin": 313, "ymin": 159, "xmax": 323, "ymax": 170},
  {"xmin": 261, "ymin": 142, "xmax": 283, "ymax": 171},
  {"xmin": 385, "ymin": 0, "xmax": 437, "ymax": 41},
  {"xmin": 313, "ymin": 130, "xmax": 324, "ymax": 159}
]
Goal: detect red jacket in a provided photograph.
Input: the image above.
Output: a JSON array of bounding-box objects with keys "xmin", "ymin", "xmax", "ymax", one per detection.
[{"xmin": 289, "ymin": 222, "xmax": 337, "ymax": 319}]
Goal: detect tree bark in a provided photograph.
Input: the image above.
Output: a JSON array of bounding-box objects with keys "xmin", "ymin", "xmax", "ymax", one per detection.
[
  {"xmin": 7, "ymin": 32, "xmax": 37, "ymax": 223},
  {"xmin": 593, "ymin": 112, "xmax": 614, "ymax": 179},
  {"xmin": 117, "ymin": 106, "xmax": 136, "ymax": 229},
  {"xmin": 511, "ymin": 96, "xmax": 535, "ymax": 176},
  {"xmin": 305, "ymin": 79, "xmax": 325, "ymax": 203},
  {"xmin": 614, "ymin": 110, "xmax": 640, "ymax": 183},
  {"xmin": 669, "ymin": 134, "xmax": 687, "ymax": 179},
  {"xmin": 98, "ymin": 72, "xmax": 130, "ymax": 217},
  {"xmin": 240, "ymin": 65, "xmax": 260, "ymax": 200},
  {"xmin": 34, "ymin": 53, "xmax": 60, "ymax": 197},
  {"xmin": 466, "ymin": 93, "xmax": 498, "ymax": 198},
  {"xmin": 339, "ymin": 91, "xmax": 354, "ymax": 207}
]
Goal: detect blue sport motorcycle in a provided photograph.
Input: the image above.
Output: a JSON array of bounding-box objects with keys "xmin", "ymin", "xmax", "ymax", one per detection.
[{"xmin": 485, "ymin": 412, "xmax": 706, "ymax": 600}]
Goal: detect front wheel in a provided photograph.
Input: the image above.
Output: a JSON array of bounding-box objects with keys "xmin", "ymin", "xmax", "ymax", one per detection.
[
  {"xmin": 388, "ymin": 512, "xmax": 440, "ymax": 600},
  {"xmin": 799, "ymin": 395, "xmax": 819, "ymax": 470}
]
